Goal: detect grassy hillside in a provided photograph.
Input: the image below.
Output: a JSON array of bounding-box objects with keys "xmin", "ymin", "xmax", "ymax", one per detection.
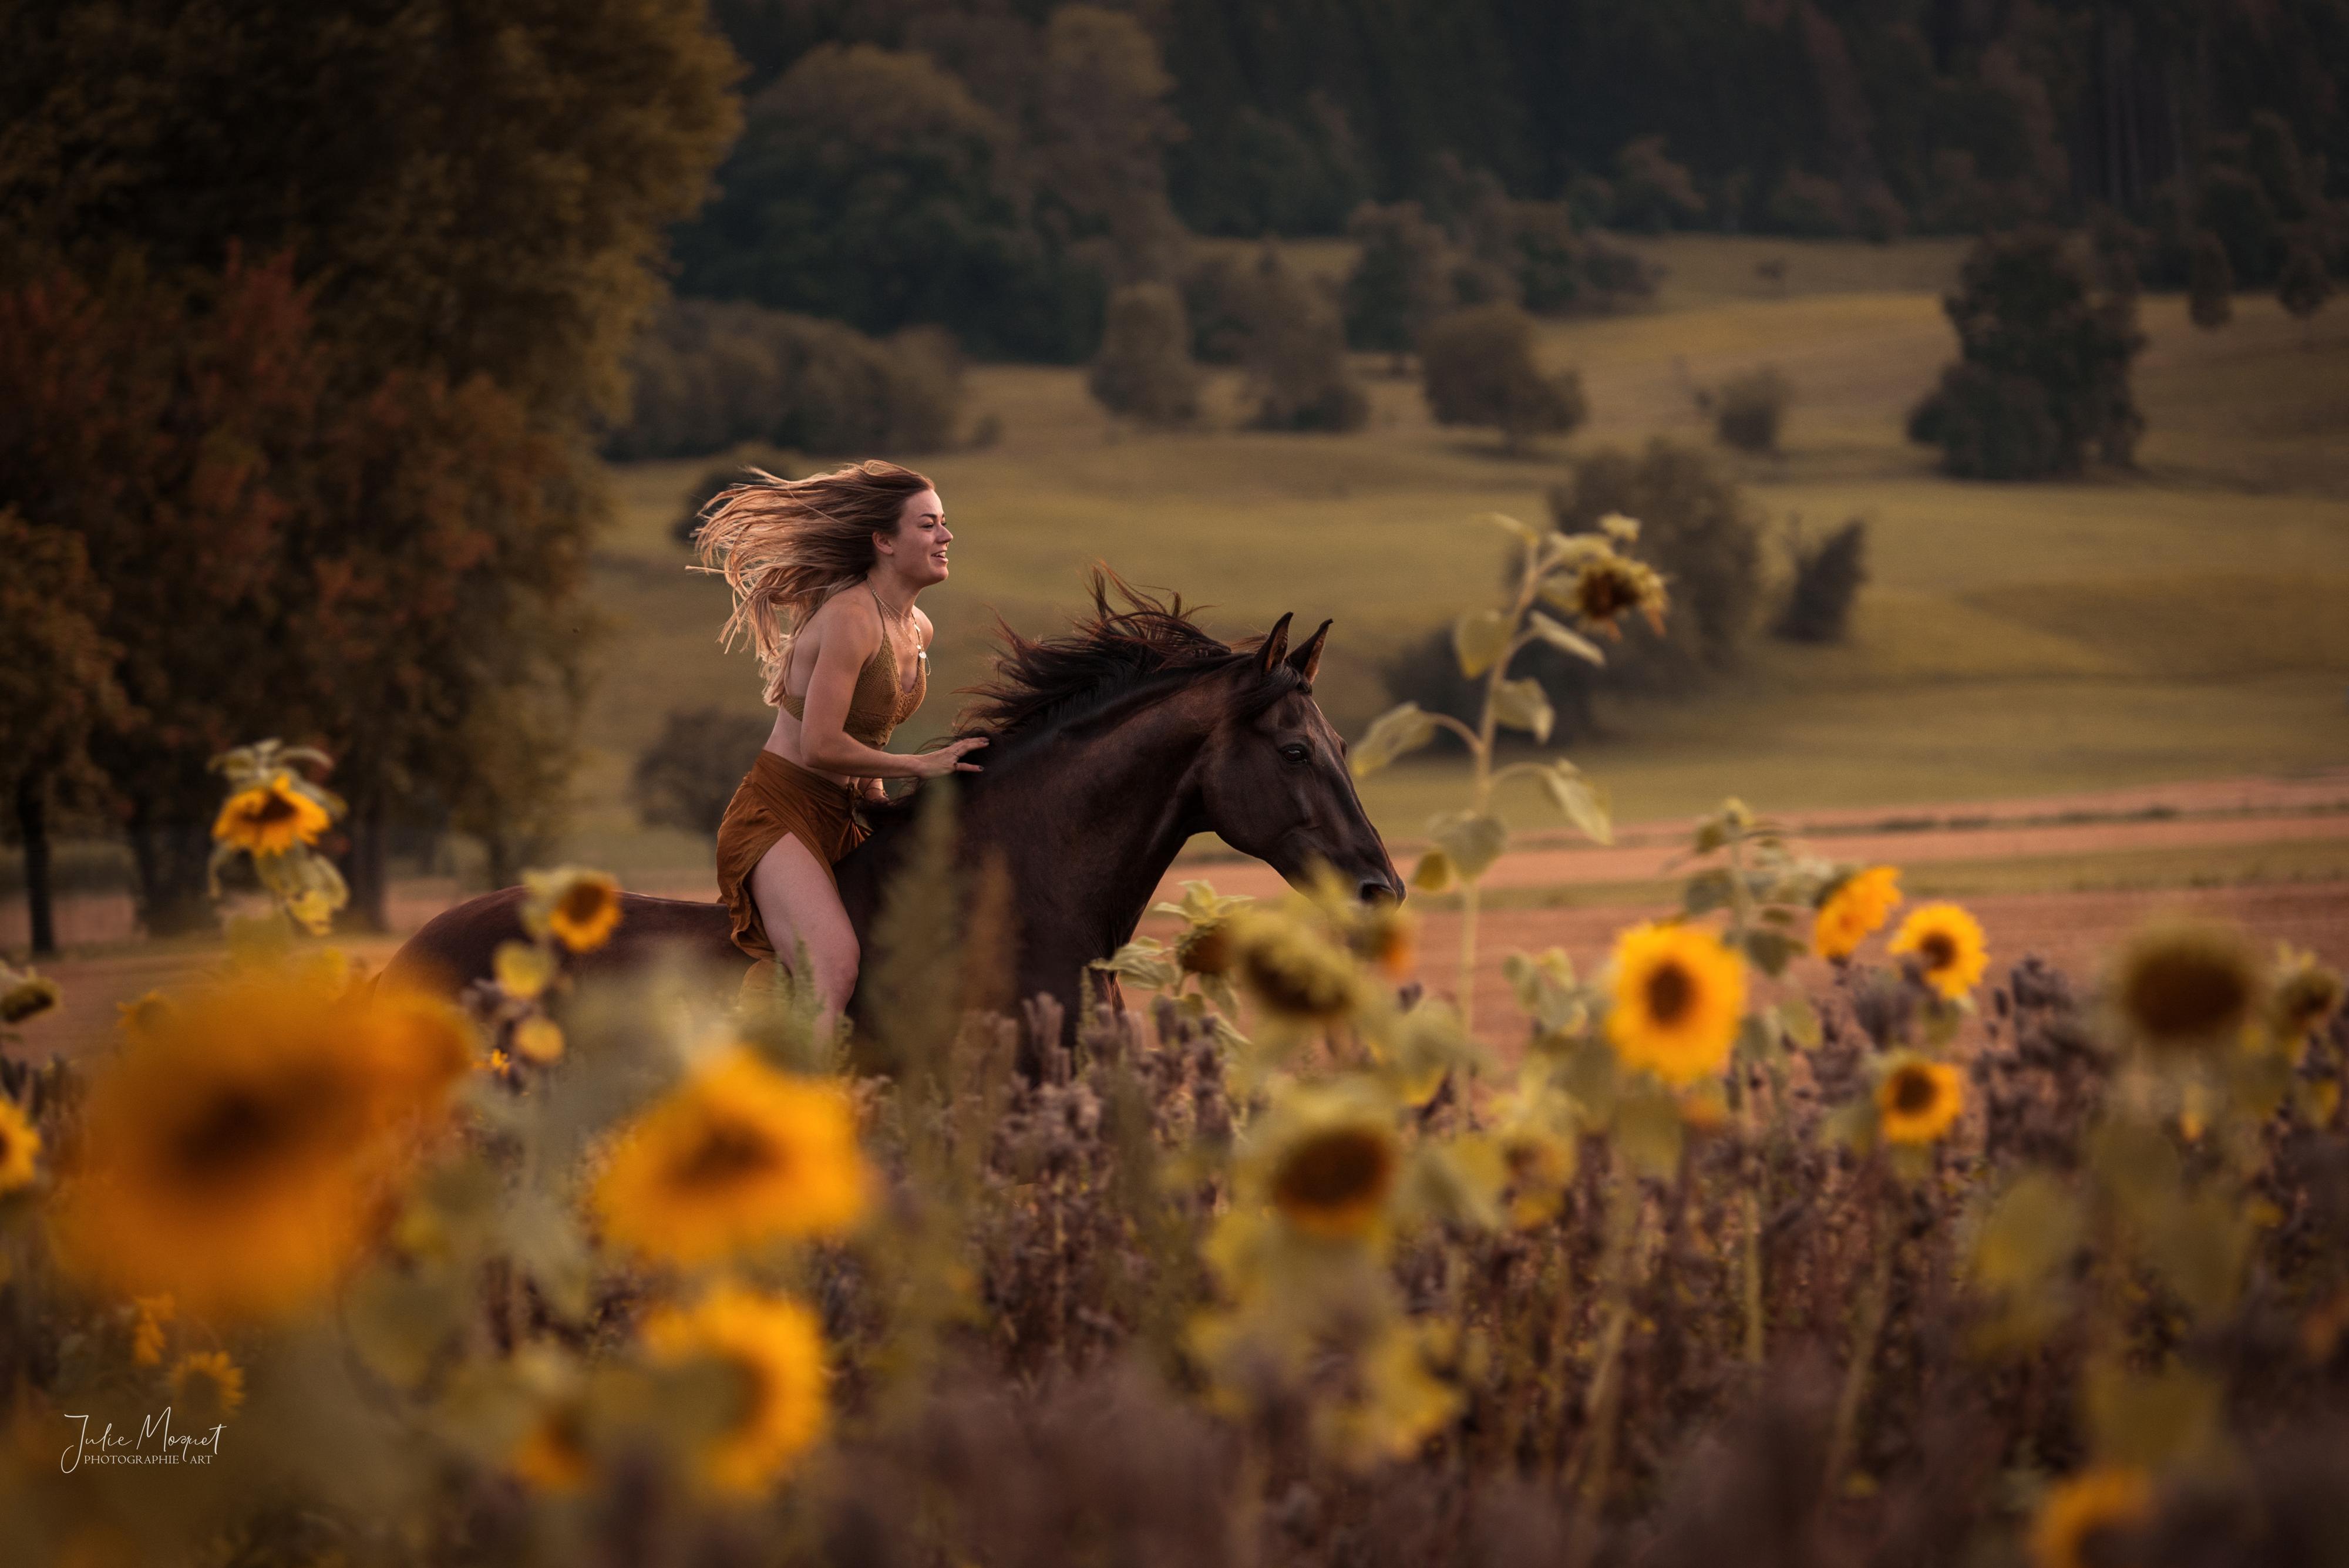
[{"xmin": 573, "ymin": 235, "xmax": 2349, "ymax": 877}]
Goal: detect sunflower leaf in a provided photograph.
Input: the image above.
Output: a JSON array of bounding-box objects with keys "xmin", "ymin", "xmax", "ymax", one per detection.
[
  {"xmin": 1741, "ymin": 927, "xmax": 1802, "ymax": 977},
  {"xmin": 1410, "ymin": 849, "xmax": 1455, "ymax": 893},
  {"xmin": 1453, "ymin": 611, "xmax": 1511, "ymax": 679},
  {"xmin": 1490, "ymin": 678, "xmax": 1553, "ymax": 742},
  {"xmin": 1525, "ymin": 610, "xmax": 1607, "ymax": 666},
  {"xmin": 1429, "ymin": 812, "xmax": 1508, "ymax": 881},
  {"xmin": 1352, "ymin": 702, "xmax": 1439, "ymax": 778},
  {"xmin": 1536, "ymin": 764, "xmax": 1611, "ymax": 844}
]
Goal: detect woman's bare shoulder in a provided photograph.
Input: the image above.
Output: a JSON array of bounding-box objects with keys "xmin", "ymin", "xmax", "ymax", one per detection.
[{"xmin": 802, "ymin": 586, "xmax": 883, "ymax": 654}]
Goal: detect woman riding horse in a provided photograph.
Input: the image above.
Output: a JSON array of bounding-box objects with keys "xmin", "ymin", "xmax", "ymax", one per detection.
[{"xmin": 695, "ymin": 460, "xmax": 987, "ymax": 1032}]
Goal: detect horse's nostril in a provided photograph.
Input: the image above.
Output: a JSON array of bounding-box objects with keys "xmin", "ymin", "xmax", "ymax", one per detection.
[{"xmin": 1360, "ymin": 878, "xmax": 1398, "ymax": 906}]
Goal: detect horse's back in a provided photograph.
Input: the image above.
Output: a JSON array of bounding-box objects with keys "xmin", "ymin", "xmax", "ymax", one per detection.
[{"xmin": 381, "ymin": 887, "xmax": 743, "ymax": 997}]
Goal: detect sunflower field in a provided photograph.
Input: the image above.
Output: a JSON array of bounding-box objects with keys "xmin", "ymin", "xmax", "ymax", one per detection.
[{"xmin": 5, "ymin": 592, "xmax": 2349, "ymax": 1568}]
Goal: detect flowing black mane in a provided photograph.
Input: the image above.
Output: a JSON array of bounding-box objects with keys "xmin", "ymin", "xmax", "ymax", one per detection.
[{"xmin": 951, "ymin": 567, "xmax": 1295, "ymax": 746}]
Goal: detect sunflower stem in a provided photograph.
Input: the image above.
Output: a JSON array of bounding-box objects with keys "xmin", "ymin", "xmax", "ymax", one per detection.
[
  {"xmin": 1825, "ymin": 1167, "xmax": 1898, "ymax": 1492},
  {"xmin": 1570, "ymin": 1160, "xmax": 1648, "ymax": 1537}
]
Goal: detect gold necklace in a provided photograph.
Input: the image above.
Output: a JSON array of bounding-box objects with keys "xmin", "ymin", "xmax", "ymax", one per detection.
[{"xmin": 871, "ymin": 584, "xmax": 924, "ymax": 659}]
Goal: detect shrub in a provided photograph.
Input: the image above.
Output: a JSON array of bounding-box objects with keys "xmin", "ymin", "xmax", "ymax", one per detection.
[
  {"xmin": 1766, "ymin": 167, "xmax": 1850, "ymax": 237},
  {"xmin": 1905, "ymin": 227, "xmax": 2143, "ymax": 479},
  {"xmin": 1088, "ymin": 284, "xmax": 1202, "ymax": 425},
  {"xmin": 1236, "ymin": 250, "xmax": 1368, "ymax": 432},
  {"xmin": 606, "ymin": 301, "xmax": 963, "ymax": 462},
  {"xmin": 1340, "ymin": 201, "xmax": 1453, "ymax": 362},
  {"xmin": 2278, "ymin": 241, "xmax": 2335, "ymax": 340},
  {"xmin": 1772, "ymin": 517, "xmax": 1868, "ymax": 643},
  {"xmin": 1709, "ymin": 365, "xmax": 1793, "ymax": 455},
  {"xmin": 1420, "ymin": 305, "xmax": 1587, "ymax": 455},
  {"xmin": 2188, "ymin": 230, "xmax": 2235, "ymax": 328},
  {"xmin": 1611, "ymin": 134, "xmax": 1705, "ymax": 234},
  {"xmin": 631, "ymin": 708, "xmax": 774, "ymax": 838},
  {"xmin": 1179, "ymin": 254, "xmax": 1264, "ymax": 365}
]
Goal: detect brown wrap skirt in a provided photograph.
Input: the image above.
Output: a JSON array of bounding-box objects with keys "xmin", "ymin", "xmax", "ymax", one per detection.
[{"xmin": 714, "ymin": 749, "xmax": 869, "ymax": 959}]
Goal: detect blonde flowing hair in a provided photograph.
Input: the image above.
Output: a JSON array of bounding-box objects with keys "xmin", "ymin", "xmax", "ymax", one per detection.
[{"xmin": 690, "ymin": 459, "xmax": 936, "ymax": 705}]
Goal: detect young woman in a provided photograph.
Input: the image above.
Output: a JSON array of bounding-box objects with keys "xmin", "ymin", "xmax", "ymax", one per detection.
[{"xmin": 695, "ymin": 459, "xmax": 986, "ymax": 1021}]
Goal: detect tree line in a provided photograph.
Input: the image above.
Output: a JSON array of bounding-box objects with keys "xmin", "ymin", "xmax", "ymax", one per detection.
[{"xmin": 0, "ymin": 0, "xmax": 739, "ymax": 945}]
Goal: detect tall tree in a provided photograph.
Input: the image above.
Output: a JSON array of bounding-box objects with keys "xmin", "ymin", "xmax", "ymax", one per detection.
[
  {"xmin": 0, "ymin": 508, "xmax": 126, "ymax": 955},
  {"xmin": 0, "ymin": 0, "xmax": 738, "ymax": 924}
]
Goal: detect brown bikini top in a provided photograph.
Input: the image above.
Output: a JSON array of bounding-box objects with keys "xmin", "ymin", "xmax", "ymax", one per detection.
[{"xmin": 778, "ymin": 586, "xmax": 927, "ymax": 747}]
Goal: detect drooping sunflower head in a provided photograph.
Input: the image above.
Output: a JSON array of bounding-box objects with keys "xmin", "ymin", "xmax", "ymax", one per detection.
[
  {"xmin": 1, "ymin": 967, "xmax": 61, "ymax": 1025},
  {"xmin": 1813, "ymin": 866, "xmax": 1903, "ymax": 961},
  {"xmin": 2028, "ymin": 1464, "xmax": 2153, "ymax": 1568},
  {"xmin": 0, "ymin": 1100, "xmax": 41, "ymax": 1196},
  {"xmin": 211, "ymin": 772, "xmax": 333, "ymax": 856},
  {"xmin": 524, "ymin": 867, "xmax": 624, "ymax": 954},
  {"xmin": 2110, "ymin": 918, "xmax": 2262, "ymax": 1053},
  {"xmin": 49, "ymin": 966, "xmax": 474, "ymax": 1320},
  {"xmin": 593, "ymin": 1049, "xmax": 872, "ymax": 1266},
  {"xmin": 1875, "ymin": 1053, "xmax": 1963, "ymax": 1145},
  {"xmin": 1888, "ymin": 903, "xmax": 1989, "ymax": 1002},
  {"xmin": 1176, "ymin": 920, "xmax": 1233, "ymax": 977},
  {"xmin": 1604, "ymin": 922, "xmax": 1747, "ymax": 1087},
  {"xmin": 2267, "ymin": 943, "xmax": 2342, "ymax": 1048},
  {"xmin": 1227, "ymin": 909, "xmax": 1361, "ymax": 1027},
  {"xmin": 641, "ymin": 1286, "xmax": 829, "ymax": 1496},
  {"xmin": 1563, "ymin": 553, "xmax": 1668, "ymax": 637},
  {"xmin": 169, "ymin": 1351, "xmax": 245, "ymax": 1425}
]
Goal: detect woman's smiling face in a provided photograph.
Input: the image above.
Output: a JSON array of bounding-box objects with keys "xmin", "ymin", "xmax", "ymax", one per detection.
[{"xmin": 878, "ymin": 488, "xmax": 951, "ymax": 585}]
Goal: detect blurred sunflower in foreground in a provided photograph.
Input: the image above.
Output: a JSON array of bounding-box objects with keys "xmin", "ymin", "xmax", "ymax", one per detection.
[
  {"xmin": 169, "ymin": 1351, "xmax": 246, "ymax": 1424},
  {"xmin": 1814, "ymin": 865, "xmax": 1902, "ymax": 960},
  {"xmin": 1889, "ymin": 902, "xmax": 1988, "ymax": 1001},
  {"xmin": 642, "ymin": 1285, "xmax": 829, "ymax": 1495},
  {"xmin": 524, "ymin": 866, "xmax": 624, "ymax": 953},
  {"xmin": 0, "ymin": 1100, "xmax": 40, "ymax": 1196},
  {"xmin": 2109, "ymin": 918, "xmax": 2261, "ymax": 1053},
  {"xmin": 2029, "ymin": 1464, "xmax": 2153, "ymax": 1568},
  {"xmin": 48, "ymin": 961, "xmax": 474, "ymax": 1319},
  {"xmin": 1240, "ymin": 1081, "xmax": 1402, "ymax": 1243},
  {"xmin": 1227, "ymin": 907, "xmax": 1362, "ymax": 1029},
  {"xmin": 1875, "ymin": 1052, "xmax": 1963, "ymax": 1145},
  {"xmin": 593, "ymin": 1048, "xmax": 872, "ymax": 1266},
  {"xmin": 1605, "ymin": 922, "xmax": 1745, "ymax": 1086}
]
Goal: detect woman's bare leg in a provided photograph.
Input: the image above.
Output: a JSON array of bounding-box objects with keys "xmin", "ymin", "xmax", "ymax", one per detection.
[{"xmin": 748, "ymin": 833, "xmax": 860, "ymax": 1031}]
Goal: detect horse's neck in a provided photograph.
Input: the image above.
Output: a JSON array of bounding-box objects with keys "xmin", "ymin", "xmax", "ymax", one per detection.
[{"xmin": 849, "ymin": 699, "xmax": 1207, "ymax": 980}]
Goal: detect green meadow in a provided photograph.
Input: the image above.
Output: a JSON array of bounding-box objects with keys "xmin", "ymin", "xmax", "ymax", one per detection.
[{"xmin": 576, "ymin": 235, "xmax": 2349, "ymax": 877}]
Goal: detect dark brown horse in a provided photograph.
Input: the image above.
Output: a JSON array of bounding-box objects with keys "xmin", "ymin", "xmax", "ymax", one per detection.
[{"xmin": 382, "ymin": 577, "xmax": 1403, "ymax": 1033}]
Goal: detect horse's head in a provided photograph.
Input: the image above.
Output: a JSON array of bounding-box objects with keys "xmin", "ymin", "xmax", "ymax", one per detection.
[{"xmin": 1199, "ymin": 614, "xmax": 1405, "ymax": 906}]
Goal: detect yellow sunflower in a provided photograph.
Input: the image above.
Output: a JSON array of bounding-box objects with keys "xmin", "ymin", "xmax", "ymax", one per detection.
[
  {"xmin": 1889, "ymin": 903, "xmax": 1988, "ymax": 1001},
  {"xmin": 0, "ymin": 1099, "xmax": 40, "ymax": 1196},
  {"xmin": 1813, "ymin": 866, "xmax": 1902, "ymax": 961},
  {"xmin": 2, "ymin": 969, "xmax": 61, "ymax": 1025},
  {"xmin": 641, "ymin": 1286, "xmax": 829, "ymax": 1495},
  {"xmin": 510, "ymin": 1401, "xmax": 593, "ymax": 1493},
  {"xmin": 525, "ymin": 867, "xmax": 624, "ymax": 954},
  {"xmin": 169, "ymin": 1351, "xmax": 245, "ymax": 1424},
  {"xmin": 210, "ymin": 772, "xmax": 332, "ymax": 854},
  {"xmin": 1605, "ymin": 922, "xmax": 1746, "ymax": 1086},
  {"xmin": 1227, "ymin": 909, "xmax": 1360, "ymax": 1026},
  {"xmin": 1243, "ymin": 1082, "xmax": 1402, "ymax": 1241},
  {"xmin": 2108, "ymin": 918, "xmax": 2261, "ymax": 1052},
  {"xmin": 594, "ymin": 1049, "xmax": 872, "ymax": 1266},
  {"xmin": 2270, "ymin": 944, "xmax": 2344, "ymax": 1045},
  {"xmin": 130, "ymin": 1294, "xmax": 175, "ymax": 1366},
  {"xmin": 48, "ymin": 967, "xmax": 473, "ymax": 1320},
  {"xmin": 2029, "ymin": 1465, "xmax": 2153, "ymax": 1568},
  {"xmin": 512, "ymin": 1016, "xmax": 566, "ymax": 1066},
  {"xmin": 1876, "ymin": 1054, "xmax": 1963, "ymax": 1145},
  {"xmin": 1562, "ymin": 553, "xmax": 1668, "ymax": 637},
  {"xmin": 1342, "ymin": 901, "xmax": 1418, "ymax": 982},
  {"xmin": 494, "ymin": 940, "xmax": 557, "ymax": 1001}
]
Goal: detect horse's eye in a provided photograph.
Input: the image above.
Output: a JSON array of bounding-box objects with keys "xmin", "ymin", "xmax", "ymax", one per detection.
[{"xmin": 1279, "ymin": 743, "xmax": 1310, "ymax": 765}]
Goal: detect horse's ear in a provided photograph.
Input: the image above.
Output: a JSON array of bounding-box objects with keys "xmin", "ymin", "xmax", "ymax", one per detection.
[
  {"xmin": 1286, "ymin": 619, "xmax": 1331, "ymax": 686},
  {"xmin": 1255, "ymin": 612, "xmax": 1294, "ymax": 677}
]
